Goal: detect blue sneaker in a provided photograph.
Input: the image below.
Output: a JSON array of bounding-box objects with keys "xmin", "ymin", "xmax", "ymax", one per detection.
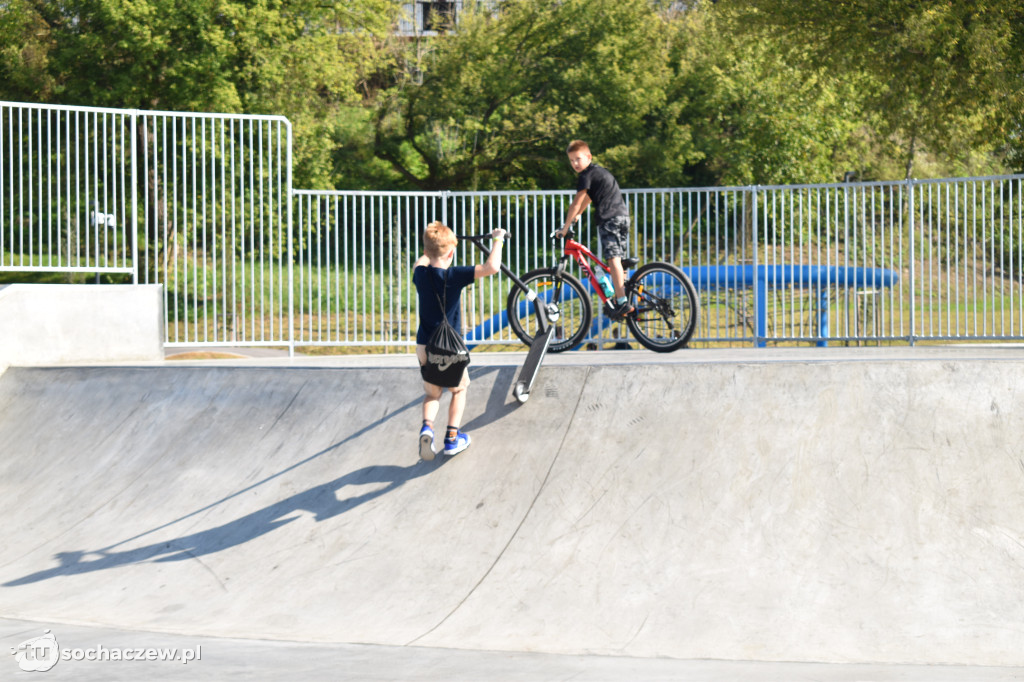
[
  {"xmin": 443, "ymin": 430, "xmax": 471, "ymax": 457},
  {"xmin": 419, "ymin": 425, "xmax": 435, "ymax": 461}
]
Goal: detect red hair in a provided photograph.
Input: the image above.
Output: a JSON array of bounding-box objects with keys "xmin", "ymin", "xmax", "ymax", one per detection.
[
  {"xmin": 423, "ymin": 221, "xmax": 457, "ymax": 258},
  {"xmin": 566, "ymin": 139, "xmax": 590, "ymax": 155}
]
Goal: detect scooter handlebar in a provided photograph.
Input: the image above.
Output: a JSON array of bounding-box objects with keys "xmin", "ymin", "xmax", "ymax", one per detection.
[{"xmin": 459, "ymin": 232, "xmax": 509, "ymax": 243}]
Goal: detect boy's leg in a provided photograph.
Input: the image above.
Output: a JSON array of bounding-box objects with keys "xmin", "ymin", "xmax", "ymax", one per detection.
[
  {"xmin": 599, "ymin": 215, "xmax": 630, "ymax": 297},
  {"xmin": 417, "ymin": 345, "xmax": 442, "ymax": 423},
  {"xmin": 445, "ymin": 368, "xmax": 470, "ymax": 428},
  {"xmin": 443, "ymin": 369, "xmax": 472, "ymax": 456},
  {"xmin": 417, "ymin": 344, "xmax": 441, "ymax": 460},
  {"xmin": 422, "ymin": 385, "xmax": 442, "ymax": 423},
  {"xmin": 599, "ymin": 216, "xmax": 633, "ymax": 317},
  {"xmin": 608, "ymin": 256, "xmax": 626, "ymax": 297}
]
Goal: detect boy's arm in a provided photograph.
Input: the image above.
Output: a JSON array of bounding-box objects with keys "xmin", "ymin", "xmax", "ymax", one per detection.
[
  {"xmin": 474, "ymin": 228, "xmax": 506, "ymax": 278},
  {"xmin": 556, "ymin": 190, "xmax": 591, "ymax": 237}
]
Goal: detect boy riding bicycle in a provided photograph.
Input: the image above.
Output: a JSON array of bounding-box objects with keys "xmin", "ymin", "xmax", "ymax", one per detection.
[{"xmin": 555, "ymin": 139, "xmax": 634, "ymax": 319}]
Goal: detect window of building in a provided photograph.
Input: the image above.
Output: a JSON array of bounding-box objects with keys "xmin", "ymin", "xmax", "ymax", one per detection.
[{"xmin": 420, "ymin": 1, "xmax": 456, "ymax": 32}]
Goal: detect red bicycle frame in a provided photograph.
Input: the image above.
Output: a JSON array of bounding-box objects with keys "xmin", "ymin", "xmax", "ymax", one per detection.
[{"xmin": 559, "ymin": 236, "xmax": 615, "ymax": 305}]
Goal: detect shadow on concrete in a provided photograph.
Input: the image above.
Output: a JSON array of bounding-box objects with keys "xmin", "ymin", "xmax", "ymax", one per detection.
[
  {"xmin": 461, "ymin": 365, "xmax": 522, "ymax": 433},
  {"xmin": 5, "ymin": 366, "xmax": 526, "ymax": 588},
  {"xmin": 5, "ymin": 396, "xmax": 443, "ymax": 587}
]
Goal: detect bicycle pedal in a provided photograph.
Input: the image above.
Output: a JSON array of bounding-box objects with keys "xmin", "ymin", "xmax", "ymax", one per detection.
[{"xmin": 604, "ymin": 301, "xmax": 635, "ymax": 321}]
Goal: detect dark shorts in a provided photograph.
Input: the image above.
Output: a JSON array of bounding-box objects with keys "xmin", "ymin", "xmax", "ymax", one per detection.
[{"xmin": 598, "ymin": 215, "xmax": 630, "ymax": 260}]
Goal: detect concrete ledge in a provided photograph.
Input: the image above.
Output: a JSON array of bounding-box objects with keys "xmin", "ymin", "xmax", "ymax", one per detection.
[{"xmin": 0, "ymin": 284, "xmax": 163, "ymax": 371}]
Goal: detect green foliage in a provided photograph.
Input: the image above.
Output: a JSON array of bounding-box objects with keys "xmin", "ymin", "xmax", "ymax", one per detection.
[
  {"xmin": 363, "ymin": 0, "xmax": 1019, "ymax": 190},
  {"xmin": 0, "ymin": 0, "xmax": 401, "ymax": 189},
  {"xmin": 0, "ymin": 0, "xmax": 54, "ymax": 101},
  {"xmin": 718, "ymin": 0, "xmax": 1024, "ymax": 179},
  {"xmin": 371, "ymin": 0, "xmax": 687, "ymax": 190},
  {"xmin": 0, "ymin": 0, "xmax": 1019, "ymax": 190},
  {"xmin": 665, "ymin": 6, "xmax": 867, "ymax": 186}
]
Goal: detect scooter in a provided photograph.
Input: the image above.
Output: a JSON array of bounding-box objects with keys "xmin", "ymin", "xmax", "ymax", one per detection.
[{"xmin": 461, "ymin": 233, "xmax": 558, "ymax": 404}]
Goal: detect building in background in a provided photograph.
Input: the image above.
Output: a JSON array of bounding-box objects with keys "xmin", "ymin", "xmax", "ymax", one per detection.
[{"xmin": 398, "ymin": 1, "xmax": 461, "ymax": 37}]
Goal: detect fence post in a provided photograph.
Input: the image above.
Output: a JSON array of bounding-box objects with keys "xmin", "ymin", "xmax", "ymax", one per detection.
[
  {"xmin": 130, "ymin": 111, "xmax": 138, "ymax": 285},
  {"xmin": 750, "ymin": 185, "xmax": 765, "ymax": 348},
  {"xmin": 287, "ymin": 121, "xmax": 295, "ymax": 358},
  {"xmin": 907, "ymin": 178, "xmax": 916, "ymax": 346}
]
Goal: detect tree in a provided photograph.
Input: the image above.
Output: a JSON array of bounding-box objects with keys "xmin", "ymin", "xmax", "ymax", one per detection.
[
  {"xmin": 663, "ymin": 4, "xmax": 871, "ymax": 187},
  {"xmin": 0, "ymin": 0, "xmax": 56, "ymax": 101},
  {"xmin": 0, "ymin": 0, "xmax": 401, "ymax": 289},
  {"xmin": 0, "ymin": 0, "xmax": 400, "ymax": 187},
  {"xmin": 718, "ymin": 0, "xmax": 1024, "ymax": 179},
  {"xmin": 225, "ymin": 0, "xmax": 401, "ymax": 188},
  {"xmin": 369, "ymin": 0, "xmax": 694, "ymax": 190}
]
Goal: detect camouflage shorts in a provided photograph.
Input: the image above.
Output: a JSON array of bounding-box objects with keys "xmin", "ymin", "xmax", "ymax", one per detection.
[{"xmin": 598, "ymin": 215, "xmax": 630, "ymax": 260}]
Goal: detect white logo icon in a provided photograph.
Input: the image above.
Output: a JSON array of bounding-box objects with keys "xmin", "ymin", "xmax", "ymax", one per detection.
[{"xmin": 11, "ymin": 629, "xmax": 60, "ymax": 672}]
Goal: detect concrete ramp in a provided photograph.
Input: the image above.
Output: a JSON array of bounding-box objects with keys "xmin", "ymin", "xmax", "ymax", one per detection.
[{"xmin": 1, "ymin": 355, "xmax": 1023, "ymax": 667}]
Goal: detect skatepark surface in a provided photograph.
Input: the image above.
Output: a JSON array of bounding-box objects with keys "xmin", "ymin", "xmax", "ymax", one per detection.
[{"xmin": 3, "ymin": 346, "xmax": 1024, "ymax": 681}]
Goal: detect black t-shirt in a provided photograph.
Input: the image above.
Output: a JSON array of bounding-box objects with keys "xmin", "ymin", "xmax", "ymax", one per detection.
[
  {"xmin": 576, "ymin": 163, "xmax": 628, "ymax": 223},
  {"xmin": 413, "ymin": 264, "xmax": 476, "ymax": 345}
]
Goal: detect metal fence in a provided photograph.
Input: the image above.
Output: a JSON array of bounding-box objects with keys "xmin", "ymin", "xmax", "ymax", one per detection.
[
  {"xmin": 134, "ymin": 110, "xmax": 292, "ymax": 347},
  {"xmin": 293, "ymin": 178, "xmax": 1024, "ymax": 350},
  {"xmin": 4, "ymin": 101, "xmax": 1024, "ymax": 351},
  {"xmin": 1, "ymin": 101, "xmax": 292, "ymax": 348},
  {"xmin": 1, "ymin": 102, "xmax": 136, "ymax": 274}
]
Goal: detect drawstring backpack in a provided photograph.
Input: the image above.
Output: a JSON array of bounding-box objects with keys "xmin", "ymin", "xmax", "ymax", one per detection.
[{"xmin": 420, "ymin": 267, "xmax": 470, "ymax": 387}]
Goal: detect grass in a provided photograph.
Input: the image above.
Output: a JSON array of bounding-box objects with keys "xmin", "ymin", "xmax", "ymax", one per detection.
[{"xmin": 8, "ymin": 248, "xmax": 1024, "ymax": 351}]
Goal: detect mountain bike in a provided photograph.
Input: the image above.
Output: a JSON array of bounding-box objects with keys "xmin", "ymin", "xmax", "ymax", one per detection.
[{"xmin": 505, "ymin": 227, "xmax": 699, "ymax": 353}]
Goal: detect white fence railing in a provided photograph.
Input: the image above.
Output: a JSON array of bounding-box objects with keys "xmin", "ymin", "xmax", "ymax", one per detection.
[
  {"xmin": 3, "ymin": 101, "xmax": 1024, "ymax": 351},
  {"xmin": 135, "ymin": 110, "xmax": 292, "ymax": 347},
  {"xmin": 1, "ymin": 102, "xmax": 136, "ymax": 274},
  {"xmin": 2, "ymin": 101, "xmax": 292, "ymax": 347}
]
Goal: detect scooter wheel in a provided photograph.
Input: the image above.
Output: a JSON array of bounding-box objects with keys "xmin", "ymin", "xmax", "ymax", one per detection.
[{"xmin": 513, "ymin": 382, "xmax": 530, "ymax": 404}]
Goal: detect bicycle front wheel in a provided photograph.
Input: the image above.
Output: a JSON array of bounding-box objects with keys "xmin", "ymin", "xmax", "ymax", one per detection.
[
  {"xmin": 625, "ymin": 261, "xmax": 699, "ymax": 352},
  {"xmin": 506, "ymin": 268, "xmax": 592, "ymax": 353}
]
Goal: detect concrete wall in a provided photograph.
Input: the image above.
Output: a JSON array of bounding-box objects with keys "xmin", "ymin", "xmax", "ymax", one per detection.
[{"xmin": 0, "ymin": 284, "xmax": 163, "ymax": 372}]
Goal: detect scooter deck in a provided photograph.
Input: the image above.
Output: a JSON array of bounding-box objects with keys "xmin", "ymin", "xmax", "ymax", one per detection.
[{"xmin": 512, "ymin": 325, "xmax": 555, "ymax": 403}]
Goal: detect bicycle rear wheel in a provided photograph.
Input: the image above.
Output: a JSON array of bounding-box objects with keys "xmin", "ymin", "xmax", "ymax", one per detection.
[
  {"xmin": 625, "ymin": 261, "xmax": 699, "ymax": 352},
  {"xmin": 506, "ymin": 268, "xmax": 592, "ymax": 353}
]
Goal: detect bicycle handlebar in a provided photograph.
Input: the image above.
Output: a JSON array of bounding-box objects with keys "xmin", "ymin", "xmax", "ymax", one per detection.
[{"xmin": 551, "ymin": 216, "xmax": 581, "ymax": 240}]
